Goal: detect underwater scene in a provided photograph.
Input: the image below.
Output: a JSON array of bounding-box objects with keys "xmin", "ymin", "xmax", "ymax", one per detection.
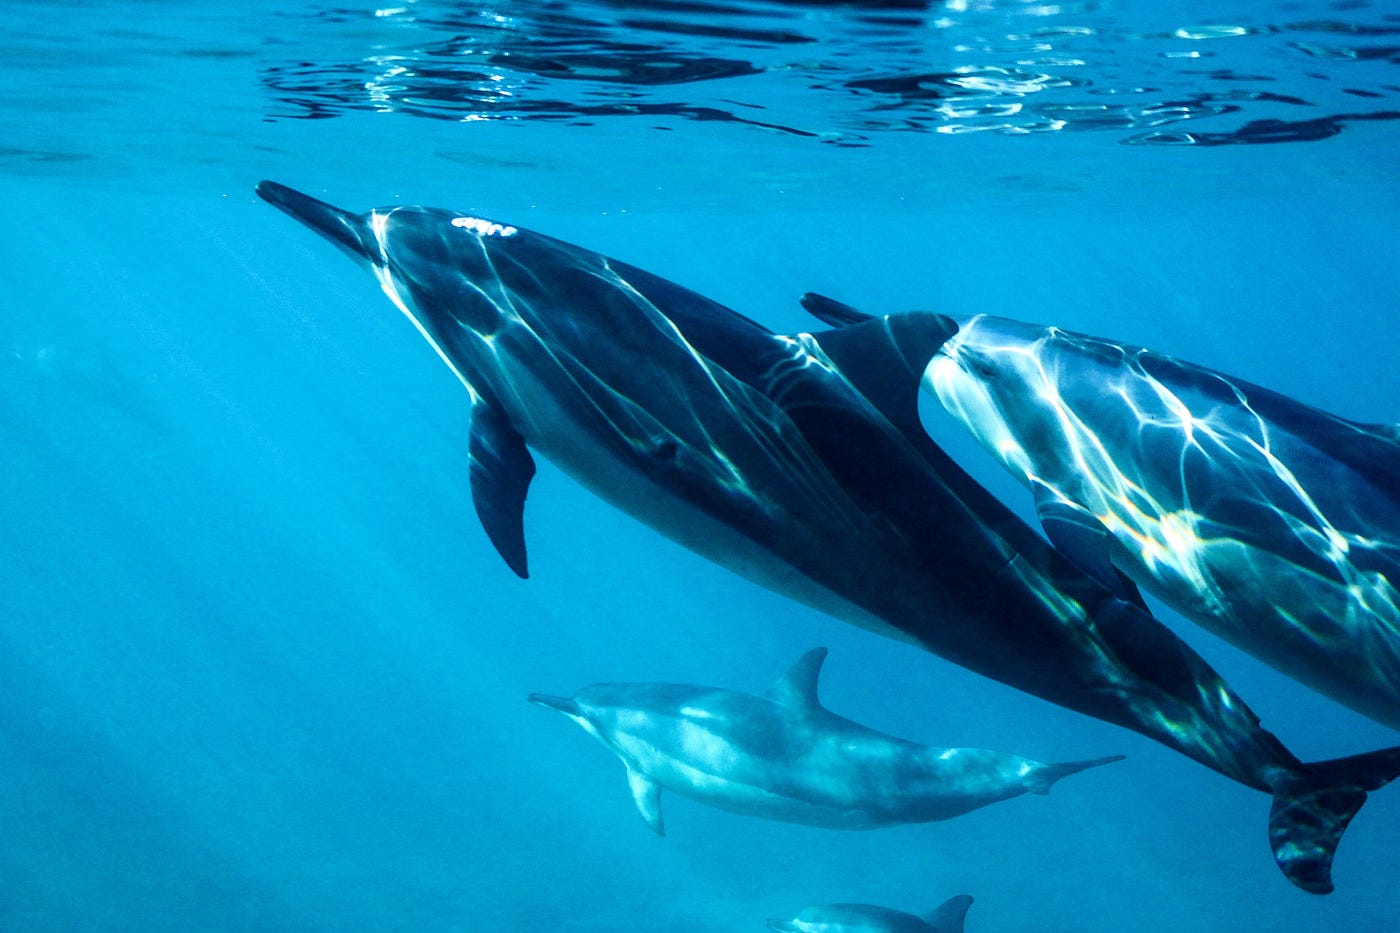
[{"xmin": 3, "ymin": 0, "xmax": 1398, "ymax": 930}]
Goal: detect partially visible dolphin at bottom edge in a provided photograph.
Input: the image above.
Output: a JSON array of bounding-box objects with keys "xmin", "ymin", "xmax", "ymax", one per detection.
[{"xmin": 768, "ymin": 894, "xmax": 975, "ymax": 933}]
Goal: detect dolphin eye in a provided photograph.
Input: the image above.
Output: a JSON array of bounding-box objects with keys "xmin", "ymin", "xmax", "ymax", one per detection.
[{"xmin": 969, "ymin": 357, "xmax": 999, "ymax": 380}]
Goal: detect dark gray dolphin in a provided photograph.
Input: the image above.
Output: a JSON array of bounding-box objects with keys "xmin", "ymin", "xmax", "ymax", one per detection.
[
  {"xmin": 530, "ymin": 649, "xmax": 1122, "ymax": 831},
  {"xmin": 804, "ymin": 295, "xmax": 1400, "ymax": 729},
  {"xmin": 768, "ymin": 894, "xmax": 974, "ymax": 933},
  {"xmin": 256, "ymin": 182, "xmax": 1400, "ymax": 893}
]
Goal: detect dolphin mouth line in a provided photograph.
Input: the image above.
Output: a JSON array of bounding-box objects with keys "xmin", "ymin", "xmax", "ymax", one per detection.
[
  {"xmin": 255, "ymin": 180, "xmax": 379, "ymax": 263},
  {"xmin": 527, "ymin": 693, "xmax": 576, "ymax": 715}
]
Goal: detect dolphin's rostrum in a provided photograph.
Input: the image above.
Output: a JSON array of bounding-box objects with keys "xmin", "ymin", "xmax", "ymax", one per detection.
[
  {"xmin": 530, "ymin": 649, "xmax": 1122, "ymax": 832},
  {"xmin": 256, "ymin": 182, "xmax": 1400, "ymax": 892}
]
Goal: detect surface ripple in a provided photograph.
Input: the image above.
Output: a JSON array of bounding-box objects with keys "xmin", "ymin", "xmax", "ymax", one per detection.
[{"xmin": 259, "ymin": 0, "xmax": 1400, "ymax": 146}]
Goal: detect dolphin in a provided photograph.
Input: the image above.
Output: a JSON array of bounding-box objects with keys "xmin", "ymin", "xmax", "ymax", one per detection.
[
  {"xmin": 530, "ymin": 649, "xmax": 1122, "ymax": 831},
  {"xmin": 804, "ymin": 295, "xmax": 1400, "ymax": 729},
  {"xmin": 256, "ymin": 182, "xmax": 1400, "ymax": 892},
  {"xmin": 768, "ymin": 894, "xmax": 974, "ymax": 933}
]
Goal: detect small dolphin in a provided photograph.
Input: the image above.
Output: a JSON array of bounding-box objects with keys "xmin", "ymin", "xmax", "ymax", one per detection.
[
  {"xmin": 530, "ymin": 649, "xmax": 1122, "ymax": 832},
  {"xmin": 258, "ymin": 183, "xmax": 1400, "ymax": 892},
  {"xmin": 803, "ymin": 295, "xmax": 1400, "ymax": 731},
  {"xmin": 768, "ymin": 894, "xmax": 975, "ymax": 933}
]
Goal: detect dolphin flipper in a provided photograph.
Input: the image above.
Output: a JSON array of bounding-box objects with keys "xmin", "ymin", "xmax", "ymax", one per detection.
[
  {"xmin": 1032, "ymin": 485, "xmax": 1148, "ymax": 610},
  {"xmin": 626, "ymin": 766, "xmax": 665, "ymax": 836},
  {"xmin": 468, "ymin": 397, "xmax": 536, "ymax": 579},
  {"xmin": 924, "ymin": 894, "xmax": 975, "ymax": 933}
]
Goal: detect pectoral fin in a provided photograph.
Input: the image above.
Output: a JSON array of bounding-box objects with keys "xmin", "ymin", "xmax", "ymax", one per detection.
[
  {"xmin": 626, "ymin": 766, "xmax": 665, "ymax": 836},
  {"xmin": 1033, "ymin": 485, "xmax": 1146, "ymax": 610},
  {"xmin": 469, "ymin": 397, "xmax": 536, "ymax": 579}
]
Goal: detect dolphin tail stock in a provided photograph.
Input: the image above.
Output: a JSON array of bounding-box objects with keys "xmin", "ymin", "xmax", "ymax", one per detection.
[
  {"xmin": 1022, "ymin": 754, "xmax": 1126, "ymax": 795},
  {"xmin": 1268, "ymin": 745, "xmax": 1400, "ymax": 895}
]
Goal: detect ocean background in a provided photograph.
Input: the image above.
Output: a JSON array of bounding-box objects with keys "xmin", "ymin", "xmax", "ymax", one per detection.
[{"xmin": 2, "ymin": 1, "xmax": 1397, "ymax": 930}]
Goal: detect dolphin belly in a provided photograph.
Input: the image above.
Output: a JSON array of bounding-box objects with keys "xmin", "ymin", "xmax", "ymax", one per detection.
[{"xmin": 502, "ymin": 363, "xmax": 925, "ymax": 650}]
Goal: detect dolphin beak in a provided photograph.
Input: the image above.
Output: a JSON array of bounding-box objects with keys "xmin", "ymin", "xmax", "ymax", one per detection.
[
  {"xmin": 528, "ymin": 693, "xmax": 579, "ymax": 716},
  {"xmin": 765, "ymin": 922, "xmax": 800, "ymax": 932},
  {"xmin": 255, "ymin": 181, "xmax": 379, "ymax": 265}
]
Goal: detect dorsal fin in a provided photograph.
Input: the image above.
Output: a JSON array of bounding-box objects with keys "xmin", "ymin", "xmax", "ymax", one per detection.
[
  {"xmin": 765, "ymin": 647, "xmax": 828, "ymax": 713},
  {"xmin": 925, "ymin": 894, "xmax": 974, "ymax": 933},
  {"xmin": 801, "ymin": 312, "xmax": 960, "ymax": 442},
  {"xmin": 800, "ymin": 291, "xmax": 876, "ymax": 327}
]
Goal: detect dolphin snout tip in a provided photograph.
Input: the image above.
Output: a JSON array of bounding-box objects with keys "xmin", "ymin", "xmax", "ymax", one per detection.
[
  {"xmin": 255, "ymin": 181, "xmax": 378, "ymax": 263},
  {"xmin": 528, "ymin": 693, "xmax": 576, "ymax": 714},
  {"xmin": 254, "ymin": 179, "xmax": 299, "ymax": 208}
]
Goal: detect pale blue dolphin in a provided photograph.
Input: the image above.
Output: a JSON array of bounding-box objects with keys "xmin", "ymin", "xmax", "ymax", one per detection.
[
  {"xmin": 768, "ymin": 894, "xmax": 974, "ymax": 933},
  {"xmin": 529, "ymin": 649, "xmax": 1122, "ymax": 832},
  {"xmin": 804, "ymin": 295, "xmax": 1400, "ymax": 729},
  {"xmin": 930, "ymin": 313, "xmax": 1399, "ymax": 728},
  {"xmin": 257, "ymin": 183, "xmax": 1400, "ymax": 892}
]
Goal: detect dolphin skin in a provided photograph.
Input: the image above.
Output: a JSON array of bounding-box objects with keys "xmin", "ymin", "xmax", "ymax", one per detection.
[
  {"xmin": 800, "ymin": 294, "xmax": 1400, "ymax": 732},
  {"xmin": 768, "ymin": 894, "xmax": 974, "ymax": 933},
  {"xmin": 257, "ymin": 182, "xmax": 1400, "ymax": 892},
  {"xmin": 530, "ymin": 649, "xmax": 1121, "ymax": 831},
  {"xmin": 924, "ymin": 313, "xmax": 1400, "ymax": 730}
]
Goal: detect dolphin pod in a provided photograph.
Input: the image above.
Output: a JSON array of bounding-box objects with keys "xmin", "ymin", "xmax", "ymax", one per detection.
[
  {"xmin": 768, "ymin": 894, "xmax": 975, "ymax": 933},
  {"xmin": 530, "ymin": 648, "xmax": 1122, "ymax": 831},
  {"xmin": 804, "ymin": 295, "xmax": 1400, "ymax": 731},
  {"xmin": 256, "ymin": 182, "xmax": 1400, "ymax": 893}
]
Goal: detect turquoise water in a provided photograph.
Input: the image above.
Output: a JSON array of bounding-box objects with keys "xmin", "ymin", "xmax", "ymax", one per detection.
[{"xmin": 2, "ymin": 1, "xmax": 1398, "ymax": 930}]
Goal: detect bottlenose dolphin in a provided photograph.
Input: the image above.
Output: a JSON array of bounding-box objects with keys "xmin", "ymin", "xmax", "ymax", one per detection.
[
  {"xmin": 530, "ymin": 649, "xmax": 1122, "ymax": 831},
  {"xmin": 768, "ymin": 894, "xmax": 974, "ymax": 933},
  {"xmin": 805, "ymin": 295, "xmax": 1400, "ymax": 729},
  {"xmin": 256, "ymin": 182, "xmax": 1400, "ymax": 892}
]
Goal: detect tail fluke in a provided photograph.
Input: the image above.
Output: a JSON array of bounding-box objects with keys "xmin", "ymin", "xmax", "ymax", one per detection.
[
  {"xmin": 1269, "ymin": 745, "xmax": 1400, "ymax": 894},
  {"xmin": 1023, "ymin": 754, "xmax": 1126, "ymax": 795}
]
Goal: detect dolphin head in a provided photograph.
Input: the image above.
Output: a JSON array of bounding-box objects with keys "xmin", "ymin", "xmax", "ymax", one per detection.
[
  {"xmin": 528, "ymin": 692, "xmax": 586, "ymax": 720},
  {"xmin": 256, "ymin": 181, "xmax": 590, "ymax": 364},
  {"xmin": 528, "ymin": 689, "xmax": 612, "ymax": 743},
  {"xmin": 923, "ymin": 313, "xmax": 1076, "ymax": 483}
]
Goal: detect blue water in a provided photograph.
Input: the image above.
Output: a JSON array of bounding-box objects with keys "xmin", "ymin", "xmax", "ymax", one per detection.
[{"xmin": 2, "ymin": 1, "xmax": 1398, "ymax": 930}]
